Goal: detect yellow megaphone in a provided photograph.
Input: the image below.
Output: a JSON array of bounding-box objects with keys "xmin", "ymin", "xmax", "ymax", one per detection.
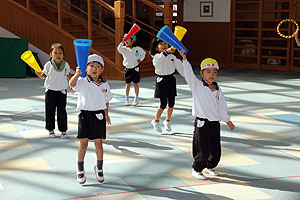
[
  {"xmin": 172, "ymin": 26, "xmax": 187, "ymax": 50},
  {"xmin": 21, "ymin": 50, "xmax": 43, "ymax": 74}
]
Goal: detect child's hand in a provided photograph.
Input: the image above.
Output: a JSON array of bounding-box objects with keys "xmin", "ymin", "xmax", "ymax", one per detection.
[
  {"xmin": 35, "ymin": 71, "xmax": 42, "ymax": 75},
  {"xmin": 166, "ymin": 47, "xmax": 175, "ymax": 54},
  {"xmin": 70, "ymin": 88, "xmax": 75, "ymax": 94},
  {"xmin": 75, "ymin": 67, "xmax": 82, "ymax": 75},
  {"xmin": 106, "ymin": 115, "xmax": 111, "ymax": 125},
  {"xmin": 179, "ymin": 50, "xmax": 187, "ymax": 60},
  {"xmin": 137, "ymin": 59, "xmax": 141, "ymax": 63},
  {"xmin": 226, "ymin": 121, "xmax": 235, "ymax": 131}
]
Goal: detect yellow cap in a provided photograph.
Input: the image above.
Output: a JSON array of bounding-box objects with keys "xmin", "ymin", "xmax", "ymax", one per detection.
[{"xmin": 200, "ymin": 58, "xmax": 219, "ymax": 70}]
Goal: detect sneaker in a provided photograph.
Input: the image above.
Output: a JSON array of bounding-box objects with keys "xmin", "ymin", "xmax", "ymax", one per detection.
[
  {"xmin": 191, "ymin": 169, "xmax": 207, "ymax": 180},
  {"xmin": 49, "ymin": 130, "xmax": 56, "ymax": 138},
  {"xmin": 132, "ymin": 99, "xmax": 139, "ymax": 106},
  {"xmin": 203, "ymin": 168, "xmax": 219, "ymax": 176},
  {"xmin": 151, "ymin": 119, "xmax": 162, "ymax": 133},
  {"xmin": 94, "ymin": 165, "xmax": 104, "ymax": 183},
  {"xmin": 163, "ymin": 120, "xmax": 171, "ymax": 132},
  {"xmin": 125, "ymin": 100, "xmax": 130, "ymax": 106},
  {"xmin": 61, "ymin": 132, "xmax": 67, "ymax": 139},
  {"xmin": 77, "ymin": 170, "xmax": 86, "ymax": 184}
]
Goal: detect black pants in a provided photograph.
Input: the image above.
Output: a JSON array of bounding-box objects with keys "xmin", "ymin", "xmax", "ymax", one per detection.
[
  {"xmin": 192, "ymin": 118, "xmax": 221, "ymax": 172},
  {"xmin": 45, "ymin": 90, "xmax": 67, "ymax": 132}
]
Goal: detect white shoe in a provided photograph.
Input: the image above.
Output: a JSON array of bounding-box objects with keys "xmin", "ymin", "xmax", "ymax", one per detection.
[
  {"xmin": 61, "ymin": 132, "xmax": 67, "ymax": 139},
  {"xmin": 94, "ymin": 166, "xmax": 104, "ymax": 183},
  {"xmin": 77, "ymin": 170, "xmax": 86, "ymax": 184},
  {"xmin": 151, "ymin": 119, "xmax": 162, "ymax": 133},
  {"xmin": 191, "ymin": 169, "xmax": 207, "ymax": 180},
  {"xmin": 132, "ymin": 99, "xmax": 139, "ymax": 106},
  {"xmin": 163, "ymin": 120, "xmax": 171, "ymax": 132},
  {"xmin": 125, "ymin": 100, "xmax": 130, "ymax": 106},
  {"xmin": 203, "ymin": 168, "xmax": 219, "ymax": 176},
  {"xmin": 49, "ymin": 130, "xmax": 56, "ymax": 138}
]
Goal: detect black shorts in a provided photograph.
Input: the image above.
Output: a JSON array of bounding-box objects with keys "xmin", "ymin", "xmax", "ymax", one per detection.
[
  {"xmin": 124, "ymin": 66, "xmax": 140, "ymax": 83},
  {"xmin": 154, "ymin": 74, "xmax": 177, "ymax": 98},
  {"xmin": 78, "ymin": 110, "xmax": 106, "ymax": 140}
]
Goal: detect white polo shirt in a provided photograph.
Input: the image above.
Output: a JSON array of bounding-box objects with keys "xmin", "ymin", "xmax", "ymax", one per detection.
[
  {"xmin": 117, "ymin": 42, "xmax": 146, "ymax": 69},
  {"xmin": 42, "ymin": 61, "xmax": 70, "ymax": 93},
  {"xmin": 182, "ymin": 60, "xmax": 230, "ymax": 122},
  {"xmin": 152, "ymin": 52, "xmax": 184, "ymax": 76},
  {"xmin": 71, "ymin": 77, "xmax": 113, "ymax": 111}
]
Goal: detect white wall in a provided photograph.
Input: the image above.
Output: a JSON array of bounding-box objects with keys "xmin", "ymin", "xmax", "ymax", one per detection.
[
  {"xmin": 0, "ymin": 26, "xmax": 49, "ymax": 65},
  {"xmin": 183, "ymin": 0, "xmax": 231, "ymax": 22}
]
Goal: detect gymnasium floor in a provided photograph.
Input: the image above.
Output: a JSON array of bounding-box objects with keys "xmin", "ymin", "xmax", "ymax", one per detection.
[{"xmin": 0, "ymin": 67, "xmax": 300, "ymax": 200}]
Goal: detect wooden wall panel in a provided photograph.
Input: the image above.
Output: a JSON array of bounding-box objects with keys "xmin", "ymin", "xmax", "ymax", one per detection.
[{"xmin": 182, "ymin": 22, "xmax": 231, "ymax": 67}]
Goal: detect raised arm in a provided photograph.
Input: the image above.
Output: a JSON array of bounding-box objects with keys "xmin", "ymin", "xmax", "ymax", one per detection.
[
  {"xmin": 295, "ymin": 32, "xmax": 300, "ymax": 47},
  {"xmin": 69, "ymin": 67, "xmax": 81, "ymax": 87}
]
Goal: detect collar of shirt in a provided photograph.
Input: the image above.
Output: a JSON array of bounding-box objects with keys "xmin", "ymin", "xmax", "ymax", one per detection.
[
  {"xmin": 86, "ymin": 74, "xmax": 106, "ymax": 84},
  {"xmin": 201, "ymin": 78, "xmax": 219, "ymax": 90}
]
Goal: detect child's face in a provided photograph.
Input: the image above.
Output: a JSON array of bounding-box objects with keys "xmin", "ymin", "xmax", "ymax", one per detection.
[
  {"xmin": 125, "ymin": 38, "xmax": 133, "ymax": 47},
  {"xmin": 156, "ymin": 41, "xmax": 168, "ymax": 52},
  {"xmin": 50, "ymin": 48, "xmax": 64, "ymax": 63},
  {"xmin": 86, "ymin": 61, "xmax": 104, "ymax": 79},
  {"xmin": 200, "ymin": 68, "xmax": 218, "ymax": 84}
]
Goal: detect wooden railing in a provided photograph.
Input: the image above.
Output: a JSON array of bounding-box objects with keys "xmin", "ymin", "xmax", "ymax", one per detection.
[{"xmin": 20, "ymin": 0, "xmax": 174, "ymax": 75}]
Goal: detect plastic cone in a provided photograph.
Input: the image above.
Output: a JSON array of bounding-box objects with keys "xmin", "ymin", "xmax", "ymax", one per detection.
[
  {"xmin": 174, "ymin": 26, "xmax": 187, "ymax": 41},
  {"xmin": 157, "ymin": 25, "xmax": 188, "ymax": 53},
  {"xmin": 124, "ymin": 23, "xmax": 141, "ymax": 41},
  {"xmin": 21, "ymin": 50, "xmax": 43, "ymax": 73},
  {"xmin": 171, "ymin": 26, "xmax": 187, "ymax": 50},
  {"xmin": 73, "ymin": 39, "xmax": 92, "ymax": 77}
]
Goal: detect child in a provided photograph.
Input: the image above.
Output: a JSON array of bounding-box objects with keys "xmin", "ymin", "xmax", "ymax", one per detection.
[
  {"xmin": 69, "ymin": 54, "xmax": 112, "ymax": 184},
  {"xmin": 149, "ymin": 38, "xmax": 184, "ymax": 132},
  {"xmin": 178, "ymin": 50, "xmax": 235, "ymax": 180},
  {"xmin": 117, "ymin": 34, "xmax": 146, "ymax": 106},
  {"xmin": 35, "ymin": 43, "xmax": 71, "ymax": 138}
]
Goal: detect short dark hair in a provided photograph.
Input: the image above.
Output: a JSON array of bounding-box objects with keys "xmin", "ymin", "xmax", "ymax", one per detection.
[
  {"xmin": 149, "ymin": 38, "xmax": 165, "ymax": 56},
  {"xmin": 50, "ymin": 43, "xmax": 64, "ymax": 54}
]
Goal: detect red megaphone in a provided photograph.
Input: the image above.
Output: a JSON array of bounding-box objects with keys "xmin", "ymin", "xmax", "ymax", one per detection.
[{"xmin": 124, "ymin": 23, "xmax": 141, "ymax": 41}]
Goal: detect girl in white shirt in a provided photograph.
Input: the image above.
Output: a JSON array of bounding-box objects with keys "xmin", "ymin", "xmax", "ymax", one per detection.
[
  {"xmin": 70, "ymin": 54, "xmax": 112, "ymax": 185},
  {"xmin": 149, "ymin": 38, "xmax": 184, "ymax": 132},
  {"xmin": 179, "ymin": 50, "xmax": 235, "ymax": 180},
  {"xmin": 117, "ymin": 34, "xmax": 146, "ymax": 106},
  {"xmin": 36, "ymin": 43, "xmax": 71, "ymax": 138}
]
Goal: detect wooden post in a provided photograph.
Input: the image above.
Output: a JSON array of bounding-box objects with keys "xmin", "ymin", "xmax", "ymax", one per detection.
[
  {"xmin": 164, "ymin": 2, "xmax": 173, "ymax": 28},
  {"xmin": 98, "ymin": 5, "xmax": 103, "ymax": 29},
  {"xmin": 88, "ymin": 0, "xmax": 92, "ymax": 40},
  {"xmin": 26, "ymin": 0, "xmax": 30, "ymax": 9},
  {"xmin": 132, "ymin": 0, "xmax": 136, "ymax": 23},
  {"xmin": 114, "ymin": 1, "xmax": 125, "ymax": 71},
  {"xmin": 57, "ymin": 0, "xmax": 62, "ymax": 28}
]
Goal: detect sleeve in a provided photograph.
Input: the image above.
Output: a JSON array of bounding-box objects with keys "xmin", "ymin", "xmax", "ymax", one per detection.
[
  {"xmin": 172, "ymin": 55, "xmax": 184, "ymax": 77},
  {"xmin": 42, "ymin": 61, "xmax": 50, "ymax": 76},
  {"xmin": 182, "ymin": 60, "xmax": 199, "ymax": 93},
  {"xmin": 105, "ymin": 83, "xmax": 113, "ymax": 102},
  {"xmin": 138, "ymin": 47, "xmax": 146, "ymax": 61},
  {"xmin": 117, "ymin": 42, "xmax": 126, "ymax": 55},
  {"xmin": 152, "ymin": 52, "xmax": 166, "ymax": 67},
  {"xmin": 65, "ymin": 62, "xmax": 70, "ymax": 75},
  {"xmin": 71, "ymin": 77, "xmax": 84, "ymax": 92},
  {"xmin": 218, "ymin": 89, "xmax": 230, "ymax": 122}
]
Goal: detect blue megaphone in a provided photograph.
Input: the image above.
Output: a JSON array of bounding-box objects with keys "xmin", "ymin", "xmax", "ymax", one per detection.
[
  {"xmin": 157, "ymin": 25, "xmax": 188, "ymax": 53},
  {"xmin": 73, "ymin": 39, "xmax": 92, "ymax": 77}
]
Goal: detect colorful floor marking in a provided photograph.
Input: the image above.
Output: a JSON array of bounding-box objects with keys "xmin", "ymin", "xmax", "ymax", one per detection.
[
  {"xmin": 0, "ymin": 158, "xmax": 51, "ymax": 174},
  {"xmin": 0, "ymin": 139, "xmax": 32, "ymax": 150}
]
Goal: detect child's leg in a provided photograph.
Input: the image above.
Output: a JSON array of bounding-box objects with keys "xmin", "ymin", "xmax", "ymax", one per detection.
[
  {"xmin": 57, "ymin": 91, "xmax": 67, "ymax": 133},
  {"xmin": 155, "ymin": 96, "xmax": 167, "ymax": 121},
  {"xmin": 94, "ymin": 139, "xmax": 104, "ymax": 183},
  {"xmin": 45, "ymin": 90, "xmax": 56, "ymax": 132},
  {"xmin": 78, "ymin": 138, "xmax": 89, "ymax": 164},
  {"xmin": 192, "ymin": 119, "xmax": 211, "ymax": 172},
  {"xmin": 125, "ymin": 83, "xmax": 131, "ymax": 98},
  {"xmin": 133, "ymin": 82, "xmax": 139, "ymax": 98},
  {"xmin": 94, "ymin": 139, "xmax": 103, "ymax": 162},
  {"xmin": 207, "ymin": 122, "xmax": 221, "ymax": 169},
  {"xmin": 166, "ymin": 96, "xmax": 175, "ymax": 120}
]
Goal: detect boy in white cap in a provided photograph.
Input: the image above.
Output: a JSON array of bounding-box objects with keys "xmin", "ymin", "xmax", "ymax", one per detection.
[
  {"xmin": 117, "ymin": 34, "xmax": 146, "ymax": 106},
  {"xmin": 179, "ymin": 50, "xmax": 235, "ymax": 180},
  {"xmin": 69, "ymin": 54, "xmax": 112, "ymax": 184}
]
